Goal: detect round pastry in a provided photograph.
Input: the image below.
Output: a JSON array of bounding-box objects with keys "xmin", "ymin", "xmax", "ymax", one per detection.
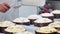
[
  {"xmin": 13, "ymin": 17, "xmax": 30, "ymax": 25},
  {"xmin": 34, "ymin": 18, "xmax": 52, "ymax": 27},
  {"xmin": 28, "ymin": 15, "xmax": 42, "ymax": 24},
  {"xmin": 15, "ymin": 31, "xmax": 32, "ymax": 34},
  {"xmin": 51, "ymin": 10, "xmax": 60, "ymax": 18},
  {"xmin": 5, "ymin": 25, "xmax": 26, "ymax": 34},
  {"xmin": 56, "ymin": 31, "xmax": 60, "ymax": 34},
  {"xmin": 48, "ymin": 21, "xmax": 60, "ymax": 30},
  {"xmin": 0, "ymin": 21, "xmax": 15, "ymax": 33},
  {"xmin": 35, "ymin": 26, "xmax": 57, "ymax": 34},
  {"xmin": 40, "ymin": 13, "xmax": 54, "ymax": 20}
]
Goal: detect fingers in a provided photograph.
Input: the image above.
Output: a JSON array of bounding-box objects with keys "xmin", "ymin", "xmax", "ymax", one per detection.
[
  {"xmin": 1, "ymin": 4, "xmax": 8, "ymax": 12},
  {"xmin": 3, "ymin": 3, "xmax": 10, "ymax": 9},
  {"xmin": 0, "ymin": 3, "xmax": 10, "ymax": 13},
  {"xmin": 0, "ymin": 4, "xmax": 6, "ymax": 12}
]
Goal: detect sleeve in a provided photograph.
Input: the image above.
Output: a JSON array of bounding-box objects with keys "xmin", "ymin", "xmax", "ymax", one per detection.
[
  {"xmin": 21, "ymin": 0, "xmax": 46, "ymax": 7},
  {"xmin": 0, "ymin": 0, "xmax": 19, "ymax": 21},
  {"xmin": 0, "ymin": 0, "xmax": 16, "ymax": 7}
]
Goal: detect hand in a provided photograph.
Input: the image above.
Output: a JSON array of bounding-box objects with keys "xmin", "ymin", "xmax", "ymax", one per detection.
[{"xmin": 0, "ymin": 3, "xmax": 10, "ymax": 13}]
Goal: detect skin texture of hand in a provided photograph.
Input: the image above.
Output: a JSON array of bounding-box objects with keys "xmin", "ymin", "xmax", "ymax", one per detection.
[{"xmin": 0, "ymin": 3, "xmax": 10, "ymax": 13}]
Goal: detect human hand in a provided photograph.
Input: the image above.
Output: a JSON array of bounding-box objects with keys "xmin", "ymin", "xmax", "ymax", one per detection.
[{"xmin": 0, "ymin": 3, "xmax": 10, "ymax": 13}]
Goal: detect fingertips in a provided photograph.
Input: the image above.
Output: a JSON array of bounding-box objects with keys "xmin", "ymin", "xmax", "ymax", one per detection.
[{"xmin": 3, "ymin": 3, "xmax": 10, "ymax": 9}]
